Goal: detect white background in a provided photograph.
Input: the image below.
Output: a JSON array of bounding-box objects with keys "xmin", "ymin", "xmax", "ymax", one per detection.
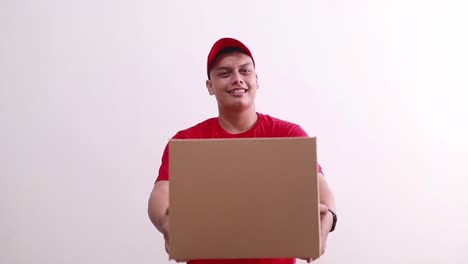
[{"xmin": 1, "ymin": 0, "xmax": 467, "ymax": 263}]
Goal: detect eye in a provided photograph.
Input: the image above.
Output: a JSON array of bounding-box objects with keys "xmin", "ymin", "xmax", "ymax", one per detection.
[
  {"xmin": 240, "ymin": 68, "xmax": 252, "ymax": 74},
  {"xmin": 219, "ymin": 71, "xmax": 230, "ymax": 78}
]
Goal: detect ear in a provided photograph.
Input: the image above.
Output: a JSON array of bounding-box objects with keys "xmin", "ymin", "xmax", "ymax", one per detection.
[{"xmin": 206, "ymin": 79, "xmax": 215, "ymax": 95}]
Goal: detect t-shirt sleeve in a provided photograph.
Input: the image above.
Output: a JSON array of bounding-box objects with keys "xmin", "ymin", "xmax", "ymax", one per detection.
[
  {"xmin": 155, "ymin": 143, "xmax": 170, "ymax": 182},
  {"xmin": 289, "ymin": 124, "xmax": 324, "ymax": 174},
  {"xmin": 155, "ymin": 132, "xmax": 187, "ymax": 182}
]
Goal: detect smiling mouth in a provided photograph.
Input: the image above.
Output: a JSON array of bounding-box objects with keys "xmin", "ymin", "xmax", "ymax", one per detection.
[{"xmin": 228, "ymin": 88, "xmax": 247, "ymax": 94}]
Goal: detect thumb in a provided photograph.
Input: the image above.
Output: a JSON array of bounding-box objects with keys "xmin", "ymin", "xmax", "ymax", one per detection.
[{"xmin": 319, "ymin": 204, "xmax": 328, "ymax": 214}]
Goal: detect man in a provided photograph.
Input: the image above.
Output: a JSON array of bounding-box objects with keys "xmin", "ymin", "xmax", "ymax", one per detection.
[{"xmin": 148, "ymin": 38, "xmax": 337, "ymax": 264}]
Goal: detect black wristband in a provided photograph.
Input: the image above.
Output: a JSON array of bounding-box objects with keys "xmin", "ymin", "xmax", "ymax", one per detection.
[{"xmin": 327, "ymin": 208, "xmax": 337, "ymax": 232}]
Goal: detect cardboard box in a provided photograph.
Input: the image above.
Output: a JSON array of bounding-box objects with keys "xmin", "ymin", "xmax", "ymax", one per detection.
[{"xmin": 169, "ymin": 137, "xmax": 320, "ymax": 261}]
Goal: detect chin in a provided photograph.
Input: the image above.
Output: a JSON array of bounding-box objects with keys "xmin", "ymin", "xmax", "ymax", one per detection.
[{"xmin": 223, "ymin": 101, "xmax": 254, "ymax": 111}]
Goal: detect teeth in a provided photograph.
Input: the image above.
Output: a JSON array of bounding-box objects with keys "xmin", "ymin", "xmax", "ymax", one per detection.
[{"xmin": 230, "ymin": 89, "xmax": 246, "ymax": 93}]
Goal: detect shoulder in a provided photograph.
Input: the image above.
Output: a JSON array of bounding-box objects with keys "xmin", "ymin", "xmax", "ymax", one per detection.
[
  {"xmin": 257, "ymin": 113, "xmax": 308, "ymax": 137},
  {"xmin": 259, "ymin": 113, "xmax": 297, "ymax": 127},
  {"xmin": 172, "ymin": 117, "xmax": 218, "ymax": 139}
]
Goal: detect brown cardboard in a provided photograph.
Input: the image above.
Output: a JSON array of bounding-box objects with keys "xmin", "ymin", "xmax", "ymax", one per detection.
[{"xmin": 169, "ymin": 137, "xmax": 320, "ymax": 261}]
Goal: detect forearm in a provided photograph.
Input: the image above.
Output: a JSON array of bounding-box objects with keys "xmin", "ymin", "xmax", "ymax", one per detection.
[
  {"xmin": 318, "ymin": 172, "xmax": 335, "ymax": 211},
  {"xmin": 148, "ymin": 181, "xmax": 170, "ymax": 235}
]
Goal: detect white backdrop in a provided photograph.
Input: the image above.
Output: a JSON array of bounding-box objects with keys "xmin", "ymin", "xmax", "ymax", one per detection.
[{"xmin": 1, "ymin": 0, "xmax": 467, "ymax": 263}]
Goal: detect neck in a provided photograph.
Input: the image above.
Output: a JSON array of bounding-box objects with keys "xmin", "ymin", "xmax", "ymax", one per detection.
[{"xmin": 218, "ymin": 108, "xmax": 258, "ymax": 134}]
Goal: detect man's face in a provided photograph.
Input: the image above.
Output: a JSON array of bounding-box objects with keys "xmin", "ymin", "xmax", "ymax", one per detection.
[{"xmin": 206, "ymin": 52, "xmax": 258, "ymax": 112}]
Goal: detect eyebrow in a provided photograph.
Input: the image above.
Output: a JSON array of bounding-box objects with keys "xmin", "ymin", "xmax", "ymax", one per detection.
[
  {"xmin": 213, "ymin": 62, "xmax": 253, "ymax": 71},
  {"xmin": 239, "ymin": 62, "xmax": 253, "ymax": 68}
]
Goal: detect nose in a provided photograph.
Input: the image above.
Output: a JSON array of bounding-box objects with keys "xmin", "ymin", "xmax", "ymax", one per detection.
[{"xmin": 231, "ymin": 71, "xmax": 244, "ymax": 85}]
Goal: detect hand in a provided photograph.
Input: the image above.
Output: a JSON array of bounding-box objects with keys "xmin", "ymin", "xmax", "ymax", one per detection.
[
  {"xmin": 160, "ymin": 209, "xmax": 184, "ymax": 263},
  {"xmin": 300, "ymin": 203, "xmax": 333, "ymax": 263},
  {"xmin": 319, "ymin": 203, "xmax": 333, "ymax": 255},
  {"xmin": 160, "ymin": 208, "xmax": 172, "ymax": 258}
]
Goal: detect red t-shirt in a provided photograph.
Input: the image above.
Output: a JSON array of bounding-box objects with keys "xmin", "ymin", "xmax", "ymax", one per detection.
[
  {"xmin": 155, "ymin": 113, "xmax": 323, "ymax": 264},
  {"xmin": 157, "ymin": 113, "xmax": 322, "ymax": 182}
]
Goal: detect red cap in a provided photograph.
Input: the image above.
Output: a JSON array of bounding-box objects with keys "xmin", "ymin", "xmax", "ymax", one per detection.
[{"xmin": 206, "ymin": 37, "xmax": 255, "ymax": 79}]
